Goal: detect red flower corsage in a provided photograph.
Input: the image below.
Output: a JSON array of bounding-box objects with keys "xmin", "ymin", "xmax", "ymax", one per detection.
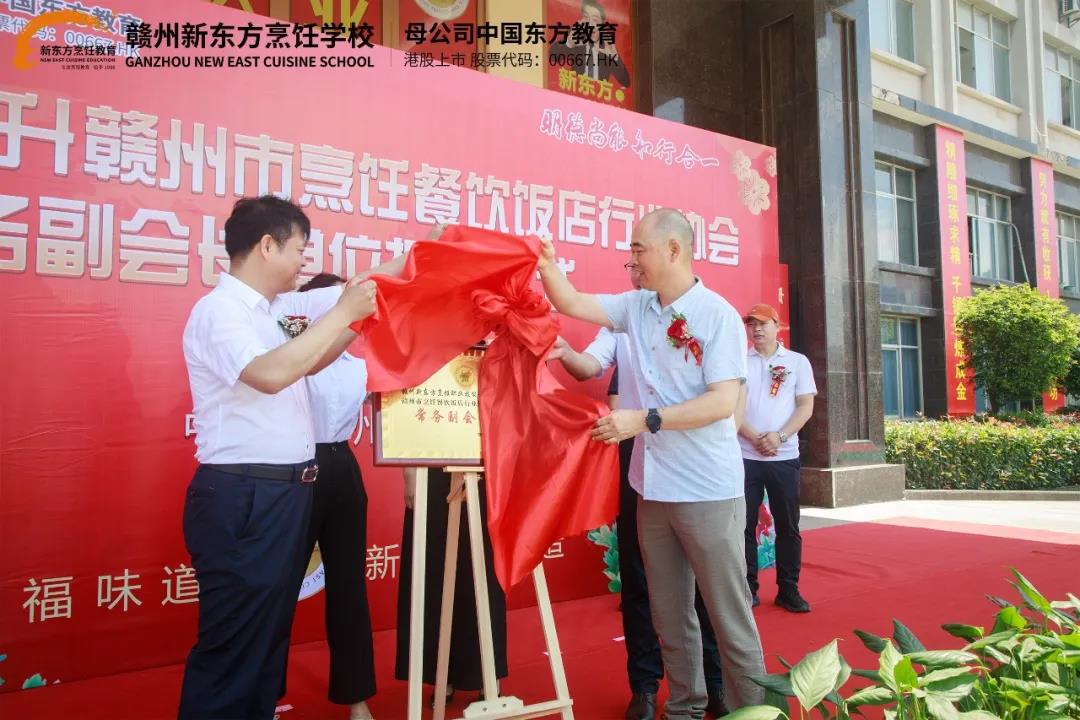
[
  {"xmin": 278, "ymin": 314, "xmax": 310, "ymax": 338},
  {"xmin": 768, "ymin": 365, "xmax": 791, "ymax": 396},
  {"xmin": 667, "ymin": 312, "xmax": 703, "ymax": 366}
]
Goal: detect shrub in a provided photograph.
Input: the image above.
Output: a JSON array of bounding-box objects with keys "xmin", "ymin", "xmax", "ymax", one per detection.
[
  {"xmin": 727, "ymin": 571, "xmax": 1080, "ymax": 720},
  {"xmin": 885, "ymin": 418, "xmax": 1080, "ymax": 490},
  {"xmin": 955, "ymin": 285, "xmax": 1080, "ymax": 412}
]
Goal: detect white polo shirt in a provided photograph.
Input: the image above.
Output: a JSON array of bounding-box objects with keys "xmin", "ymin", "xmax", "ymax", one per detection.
[
  {"xmin": 583, "ymin": 326, "xmax": 639, "ymax": 410},
  {"xmin": 598, "ymin": 280, "xmax": 748, "ymax": 502},
  {"xmin": 183, "ymin": 272, "xmax": 342, "ymax": 464},
  {"xmin": 740, "ymin": 343, "xmax": 817, "ymax": 462},
  {"xmin": 306, "ymin": 351, "xmax": 368, "ymax": 444}
]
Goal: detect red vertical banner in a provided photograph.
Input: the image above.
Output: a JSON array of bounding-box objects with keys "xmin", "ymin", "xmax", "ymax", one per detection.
[
  {"xmin": 1032, "ymin": 159, "xmax": 1065, "ymax": 411},
  {"xmin": 545, "ymin": 0, "xmax": 633, "ymax": 109},
  {"xmin": 935, "ymin": 125, "xmax": 976, "ymax": 415}
]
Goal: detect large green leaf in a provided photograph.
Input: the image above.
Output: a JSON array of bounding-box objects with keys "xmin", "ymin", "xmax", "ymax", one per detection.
[
  {"xmin": 893, "ymin": 657, "xmax": 919, "ymax": 690},
  {"xmin": 763, "ymin": 689, "xmax": 790, "ymax": 715},
  {"xmin": 957, "ymin": 712, "xmax": 1002, "ymax": 720},
  {"xmin": 999, "ymin": 677, "xmax": 1069, "ymax": 693},
  {"xmin": 750, "ymin": 673, "xmax": 794, "ymax": 697},
  {"xmin": 906, "ymin": 651, "xmax": 979, "ymax": 668},
  {"xmin": 893, "ymin": 619, "xmax": 927, "ymax": 654},
  {"xmin": 846, "ymin": 686, "xmax": 894, "ymax": 707},
  {"xmin": 1059, "ymin": 634, "xmax": 1080, "ymax": 649},
  {"xmin": 921, "ymin": 668, "xmax": 975, "ymax": 685},
  {"xmin": 965, "ymin": 631, "xmax": 1018, "ymax": 651},
  {"xmin": 721, "ymin": 707, "xmax": 785, "ymax": 720},
  {"xmin": 994, "ymin": 606, "xmax": 1028, "ymax": 632},
  {"xmin": 852, "ymin": 670, "xmax": 883, "ymax": 683},
  {"xmin": 879, "ymin": 642, "xmax": 903, "ymax": 692},
  {"xmin": 1043, "ymin": 663, "xmax": 1065, "ymax": 686},
  {"xmin": 791, "ymin": 640, "xmax": 842, "ymax": 710},
  {"xmin": 924, "ymin": 672, "xmax": 977, "ymax": 703},
  {"xmin": 1012, "ymin": 569, "xmax": 1053, "ymax": 614},
  {"xmin": 925, "ymin": 694, "xmax": 960, "ymax": 720},
  {"xmin": 854, "ymin": 629, "xmax": 889, "ymax": 653},
  {"xmin": 942, "ymin": 624, "xmax": 985, "ymax": 642},
  {"xmin": 835, "ymin": 657, "xmax": 853, "ymax": 693}
]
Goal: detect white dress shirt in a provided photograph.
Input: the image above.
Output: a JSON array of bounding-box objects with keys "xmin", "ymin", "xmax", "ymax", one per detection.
[
  {"xmin": 583, "ymin": 326, "xmax": 640, "ymax": 410},
  {"xmin": 182, "ymin": 272, "xmax": 342, "ymax": 464},
  {"xmin": 306, "ymin": 352, "xmax": 368, "ymax": 444},
  {"xmin": 598, "ymin": 280, "xmax": 748, "ymax": 502},
  {"xmin": 740, "ymin": 344, "xmax": 817, "ymax": 462}
]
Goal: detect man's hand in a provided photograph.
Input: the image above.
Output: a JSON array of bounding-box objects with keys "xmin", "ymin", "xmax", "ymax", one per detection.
[
  {"xmin": 546, "ymin": 336, "xmax": 569, "ymax": 362},
  {"xmin": 537, "ymin": 236, "xmax": 556, "ymax": 271},
  {"xmin": 403, "ymin": 470, "xmax": 416, "ymax": 510},
  {"xmin": 337, "ymin": 279, "xmax": 377, "ymax": 321},
  {"xmin": 755, "ymin": 431, "xmax": 781, "ymax": 456},
  {"xmin": 592, "ymin": 409, "xmax": 647, "ymax": 444}
]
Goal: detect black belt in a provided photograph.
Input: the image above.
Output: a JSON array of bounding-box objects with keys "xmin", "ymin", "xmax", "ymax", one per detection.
[
  {"xmin": 317, "ymin": 440, "xmax": 350, "ymax": 451},
  {"xmin": 202, "ymin": 462, "xmax": 318, "ymax": 483}
]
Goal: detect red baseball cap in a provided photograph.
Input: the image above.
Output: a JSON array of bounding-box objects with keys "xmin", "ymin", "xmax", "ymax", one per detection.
[{"xmin": 743, "ymin": 303, "xmax": 780, "ymax": 324}]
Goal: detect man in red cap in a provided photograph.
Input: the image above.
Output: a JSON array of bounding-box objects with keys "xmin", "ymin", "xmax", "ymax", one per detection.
[{"xmin": 739, "ymin": 304, "xmax": 816, "ymax": 613}]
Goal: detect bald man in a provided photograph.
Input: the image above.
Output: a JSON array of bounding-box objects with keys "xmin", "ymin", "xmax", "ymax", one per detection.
[{"xmin": 537, "ymin": 209, "xmax": 765, "ymax": 719}]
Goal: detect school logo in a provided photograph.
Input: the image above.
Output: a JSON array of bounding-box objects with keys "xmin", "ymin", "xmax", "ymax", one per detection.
[
  {"xmin": 298, "ymin": 543, "xmax": 326, "ymax": 600},
  {"xmin": 12, "ymin": 10, "xmax": 105, "ymax": 70}
]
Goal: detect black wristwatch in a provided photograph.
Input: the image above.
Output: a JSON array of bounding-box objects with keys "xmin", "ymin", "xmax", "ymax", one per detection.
[{"xmin": 645, "ymin": 408, "xmax": 662, "ymax": 434}]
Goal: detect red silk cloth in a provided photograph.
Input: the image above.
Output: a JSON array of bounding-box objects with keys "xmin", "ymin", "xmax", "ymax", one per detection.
[{"xmin": 353, "ymin": 227, "xmax": 619, "ymax": 590}]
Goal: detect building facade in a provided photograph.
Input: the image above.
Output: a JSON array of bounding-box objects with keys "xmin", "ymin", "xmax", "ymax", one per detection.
[
  {"xmin": 221, "ymin": 0, "xmax": 1080, "ymax": 502},
  {"xmin": 868, "ymin": 0, "xmax": 1080, "ymax": 418}
]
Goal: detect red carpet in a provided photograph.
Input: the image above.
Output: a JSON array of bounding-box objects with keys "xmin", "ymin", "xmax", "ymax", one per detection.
[{"xmin": 3, "ymin": 521, "xmax": 1077, "ymax": 720}]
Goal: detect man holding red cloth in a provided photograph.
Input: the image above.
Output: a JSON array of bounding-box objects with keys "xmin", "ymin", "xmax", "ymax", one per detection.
[{"xmin": 536, "ymin": 208, "xmax": 766, "ymax": 719}]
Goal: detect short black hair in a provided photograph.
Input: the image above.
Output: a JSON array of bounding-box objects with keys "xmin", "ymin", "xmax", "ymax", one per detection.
[
  {"xmin": 223, "ymin": 195, "xmax": 311, "ymax": 261},
  {"xmin": 299, "ymin": 272, "xmax": 345, "ymax": 292}
]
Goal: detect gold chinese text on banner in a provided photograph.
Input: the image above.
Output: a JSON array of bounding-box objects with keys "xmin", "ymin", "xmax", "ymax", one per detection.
[{"xmin": 373, "ymin": 346, "xmax": 483, "ymax": 466}]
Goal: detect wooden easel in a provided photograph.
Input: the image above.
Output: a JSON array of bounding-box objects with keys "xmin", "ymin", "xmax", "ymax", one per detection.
[{"xmin": 406, "ymin": 467, "xmax": 574, "ymax": 720}]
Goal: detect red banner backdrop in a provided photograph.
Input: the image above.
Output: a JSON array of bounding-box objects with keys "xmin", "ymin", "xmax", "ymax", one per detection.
[
  {"xmin": 934, "ymin": 125, "xmax": 976, "ymax": 416},
  {"xmin": 545, "ymin": 0, "xmax": 633, "ymax": 109},
  {"xmin": 1031, "ymin": 159, "xmax": 1066, "ymax": 411},
  {"xmin": 0, "ymin": 0, "xmax": 780, "ymax": 694}
]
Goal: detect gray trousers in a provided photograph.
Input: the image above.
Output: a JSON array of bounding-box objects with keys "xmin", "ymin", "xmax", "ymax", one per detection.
[{"xmin": 638, "ymin": 496, "xmax": 766, "ymax": 719}]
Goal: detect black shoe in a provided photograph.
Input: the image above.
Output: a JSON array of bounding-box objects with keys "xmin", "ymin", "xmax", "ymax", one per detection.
[
  {"xmin": 706, "ymin": 692, "xmax": 730, "ymax": 717},
  {"xmin": 776, "ymin": 590, "xmax": 811, "ymax": 613},
  {"xmin": 751, "ymin": 594, "xmax": 760, "ymax": 608},
  {"xmin": 624, "ymin": 691, "xmax": 657, "ymax": 720}
]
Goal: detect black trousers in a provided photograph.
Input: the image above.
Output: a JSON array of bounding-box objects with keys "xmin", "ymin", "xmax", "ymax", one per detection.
[
  {"xmin": 743, "ymin": 458, "xmax": 802, "ymax": 597},
  {"xmin": 178, "ymin": 465, "xmax": 313, "ymax": 720},
  {"xmin": 617, "ymin": 438, "xmax": 724, "ymax": 697},
  {"xmin": 303, "ymin": 441, "xmax": 376, "ymax": 705}
]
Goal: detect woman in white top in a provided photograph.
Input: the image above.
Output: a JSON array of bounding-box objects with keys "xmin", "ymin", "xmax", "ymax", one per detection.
[{"xmin": 298, "ymin": 273, "xmax": 376, "ymax": 720}]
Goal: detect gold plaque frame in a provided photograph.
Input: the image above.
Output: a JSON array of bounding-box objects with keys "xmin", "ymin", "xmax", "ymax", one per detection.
[{"xmin": 372, "ymin": 345, "xmax": 484, "ymax": 467}]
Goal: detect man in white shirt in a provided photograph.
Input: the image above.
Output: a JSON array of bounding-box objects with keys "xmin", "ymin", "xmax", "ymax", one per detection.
[
  {"xmin": 538, "ymin": 208, "xmax": 765, "ymax": 719},
  {"xmin": 179, "ymin": 196, "xmax": 377, "ymax": 720},
  {"xmin": 552, "ymin": 267, "xmax": 728, "ymax": 720},
  {"xmin": 738, "ymin": 304, "xmax": 816, "ymax": 614},
  {"xmin": 297, "ymin": 273, "xmax": 376, "ymax": 720}
]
